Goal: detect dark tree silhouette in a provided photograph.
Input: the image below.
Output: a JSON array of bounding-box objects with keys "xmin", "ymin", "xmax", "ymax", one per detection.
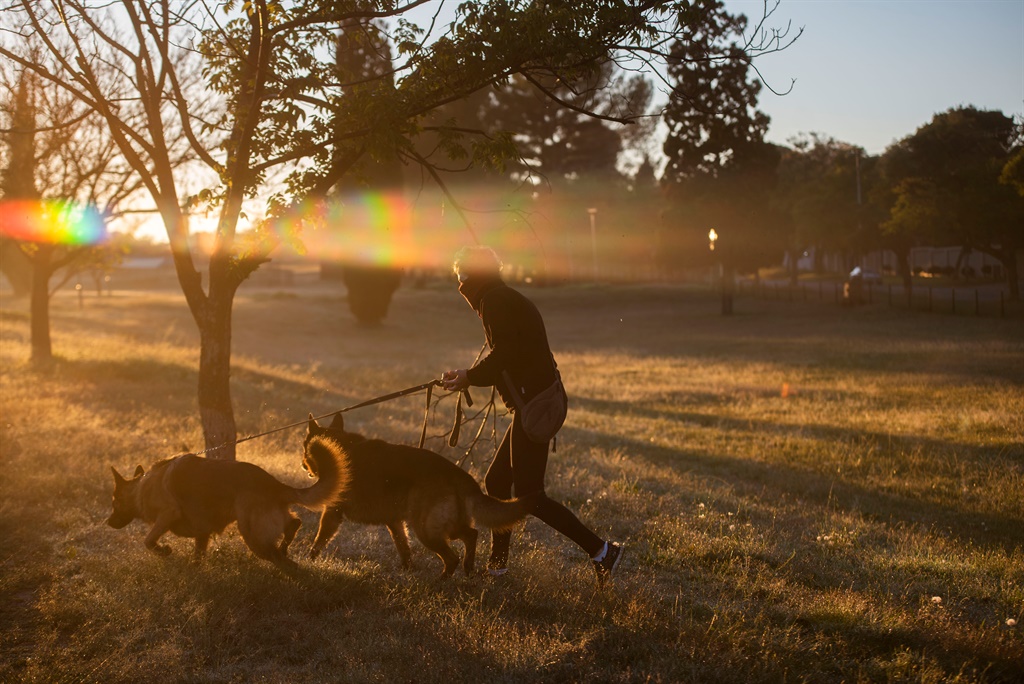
[
  {"xmin": 879, "ymin": 107, "xmax": 1024, "ymax": 299},
  {"xmin": 660, "ymin": 0, "xmax": 793, "ymax": 307},
  {"xmin": 1, "ymin": 68, "xmax": 132, "ymax": 362}
]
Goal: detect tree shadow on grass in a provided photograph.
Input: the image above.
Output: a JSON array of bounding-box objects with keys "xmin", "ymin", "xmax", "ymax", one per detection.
[
  {"xmin": 555, "ymin": 406, "xmax": 1024, "ymax": 680},
  {"xmin": 2, "ymin": 505, "xmax": 529, "ymax": 682},
  {"xmin": 547, "ymin": 287, "xmax": 1024, "ymax": 387},
  {"xmin": 570, "ymin": 394, "xmax": 1023, "ymax": 549}
]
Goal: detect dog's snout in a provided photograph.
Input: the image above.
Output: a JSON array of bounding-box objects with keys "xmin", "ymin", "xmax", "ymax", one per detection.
[{"xmin": 106, "ymin": 509, "xmax": 133, "ymax": 529}]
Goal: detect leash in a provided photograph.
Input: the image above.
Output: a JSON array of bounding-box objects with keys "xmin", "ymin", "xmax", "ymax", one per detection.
[{"xmin": 196, "ymin": 379, "xmax": 447, "ymax": 456}]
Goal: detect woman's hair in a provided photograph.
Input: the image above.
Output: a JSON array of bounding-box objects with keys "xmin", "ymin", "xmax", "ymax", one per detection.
[{"xmin": 453, "ymin": 246, "xmax": 502, "ymax": 280}]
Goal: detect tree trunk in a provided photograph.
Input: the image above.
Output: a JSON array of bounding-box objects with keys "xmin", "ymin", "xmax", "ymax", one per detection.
[
  {"xmin": 1, "ymin": 242, "xmax": 33, "ymax": 297},
  {"xmin": 196, "ymin": 257, "xmax": 239, "ymax": 459},
  {"xmin": 891, "ymin": 244, "xmax": 913, "ymax": 301},
  {"xmin": 164, "ymin": 205, "xmax": 242, "ymax": 460},
  {"xmin": 978, "ymin": 244, "xmax": 1020, "ymax": 301},
  {"xmin": 29, "ymin": 244, "xmax": 54, "ymax": 363},
  {"xmin": 197, "ymin": 307, "xmax": 237, "ymax": 459},
  {"xmin": 954, "ymin": 247, "xmax": 971, "ymax": 281},
  {"xmin": 721, "ymin": 263, "xmax": 735, "ymax": 315},
  {"xmin": 1004, "ymin": 249, "xmax": 1020, "ymax": 301},
  {"xmin": 813, "ymin": 248, "xmax": 825, "ymax": 275}
]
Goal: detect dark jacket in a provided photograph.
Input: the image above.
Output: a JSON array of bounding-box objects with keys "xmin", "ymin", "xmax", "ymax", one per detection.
[{"xmin": 462, "ymin": 278, "xmax": 557, "ymax": 411}]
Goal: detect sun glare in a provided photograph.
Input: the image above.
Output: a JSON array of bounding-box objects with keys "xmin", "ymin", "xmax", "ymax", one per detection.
[
  {"xmin": 103, "ymin": 187, "xmax": 656, "ymax": 282},
  {"xmin": 297, "ymin": 193, "xmax": 419, "ymax": 267},
  {"xmin": 272, "ymin": 189, "xmax": 544, "ymax": 274},
  {"xmin": 0, "ymin": 199, "xmax": 107, "ymax": 246}
]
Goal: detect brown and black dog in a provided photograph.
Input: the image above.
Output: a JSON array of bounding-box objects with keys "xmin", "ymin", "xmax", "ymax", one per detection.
[
  {"xmin": 302, "ymin": 414, "xmax": 535, "ymax": 576},
  {"xmin": 107, "ymin": 438, "xmax": 347, "ymax": 571}
]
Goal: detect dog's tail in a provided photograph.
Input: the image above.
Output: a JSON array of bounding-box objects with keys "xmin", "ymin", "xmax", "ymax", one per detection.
[
  {"xmin": 290, "ymin": 435, "xmax": 350, "ymax": 509},
  {"xmin": 468, "ymin": 491, "xmax": 539, "ymax": 531}
]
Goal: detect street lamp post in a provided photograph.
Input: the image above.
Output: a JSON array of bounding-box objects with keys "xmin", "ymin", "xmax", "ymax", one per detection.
[{"xmin": 709, "ymin": 228, "xmax": 732, "ymax": 315}]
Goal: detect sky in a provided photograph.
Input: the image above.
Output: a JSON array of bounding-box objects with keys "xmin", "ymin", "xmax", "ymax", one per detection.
[{"xmin": 724, "ymin": 0, "xmax": 1024, "ymax": 155}]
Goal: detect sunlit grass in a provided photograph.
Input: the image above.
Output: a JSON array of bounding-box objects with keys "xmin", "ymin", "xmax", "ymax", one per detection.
[{"xmin": 1, "ymin": 283, "xmax": 1022, "ymax": 682}]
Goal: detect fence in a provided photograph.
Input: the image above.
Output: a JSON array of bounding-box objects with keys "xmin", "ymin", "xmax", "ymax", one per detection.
[{"xmin": 741, "ymin": 280, "xmax": 1015, "ymax": 319}]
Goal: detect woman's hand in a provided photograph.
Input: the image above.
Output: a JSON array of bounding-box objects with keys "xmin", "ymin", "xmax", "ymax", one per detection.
[{"xmin": 441, "ymin": 369, "xmax": 469, "ymax": 392}]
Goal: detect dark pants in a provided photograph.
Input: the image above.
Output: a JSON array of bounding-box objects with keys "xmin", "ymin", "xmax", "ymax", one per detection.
[{"xmin": 484, "ymin": 412, "xmax": 604, "ymax": 567}]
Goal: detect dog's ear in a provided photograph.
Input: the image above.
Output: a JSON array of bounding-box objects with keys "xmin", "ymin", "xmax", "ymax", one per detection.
[
  {"xmin": 328, "ymin": 412, "xmax": 345, "ymax": 431},
  {"xmin": 133, "ymin": 465, "xmax": 145, "ymax": 478},
  {"xmin": 307, "ymin": 413, "xmax": 321, "ymax": 433},
  {"xmin": 111, "ymin": 466, "xmax": 125, "ymax": 483}
]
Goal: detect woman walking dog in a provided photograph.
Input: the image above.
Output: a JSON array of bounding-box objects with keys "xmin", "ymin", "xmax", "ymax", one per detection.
[{"xmin": 441, "ymin": 246, "xmax": 622, "ymax": 584}]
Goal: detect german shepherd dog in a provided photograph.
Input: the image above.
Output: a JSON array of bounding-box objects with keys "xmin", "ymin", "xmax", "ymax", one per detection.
[
  {"xmin": 303, "ymin": 413, "xmax": 535, "ymax": 576},
  {"xmin": 107, "ymin": 439, "xmax": 347, "ymax": 571}
]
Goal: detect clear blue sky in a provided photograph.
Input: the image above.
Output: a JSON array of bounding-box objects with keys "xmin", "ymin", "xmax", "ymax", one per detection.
[
  {"xmin": 402, "ymin": 0, "xmax": 1023, "ymax": 155},
  {"xmin": 727, "ymin": 0, "xmax": 1024, "ymax": 154}
]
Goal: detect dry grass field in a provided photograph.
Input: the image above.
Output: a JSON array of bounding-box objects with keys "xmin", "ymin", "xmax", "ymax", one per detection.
[{"xmin": 1, "ymin": 276, "xmax": 1022, "ymax": 683}]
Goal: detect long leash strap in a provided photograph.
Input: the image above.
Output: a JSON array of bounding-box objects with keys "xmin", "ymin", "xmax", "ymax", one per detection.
[
  {"xmin": 448, "ymin": 390, "xmax": 464, "ymax": 447},
  {"xmin": 198, "ymin": 379, "xmax": 442, "ymax": 456},
  {"xmin": 418, "ymin": 382, "xmax": 433, "ymax": 448}
]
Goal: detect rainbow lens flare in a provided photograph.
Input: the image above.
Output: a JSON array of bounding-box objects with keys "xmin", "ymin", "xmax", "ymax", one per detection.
[
  {"xmin": 270, "ymin": 188, "xmax": 543, "ymax": 273},
  {"xmin": 0, "ymin": 199, "xmax": 107, "ymax": 246},
  {"xmin": 275, "ymin": 192, "xmax": 451, "ymax": 270}
]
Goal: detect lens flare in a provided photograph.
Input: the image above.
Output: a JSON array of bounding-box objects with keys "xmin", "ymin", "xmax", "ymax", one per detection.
[
  {"xmin": 267, "ymin": 187, "xmax": 562, "ymax": 275},
  {"xmin": 0, "ymin": 199, "xmax": 107, "ymax": 246},
  {"xmin": 274, "ymin": 192, "xmax": 455, "ymax": 271}
]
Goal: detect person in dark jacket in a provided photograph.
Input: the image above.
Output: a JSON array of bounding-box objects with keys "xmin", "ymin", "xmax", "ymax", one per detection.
[{"xmin": 441, "ymin": 246, "xmax": 622, "ymax": 583}]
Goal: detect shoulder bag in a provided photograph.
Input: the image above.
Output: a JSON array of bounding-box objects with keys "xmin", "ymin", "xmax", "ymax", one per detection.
[{"xmin": 502, "ymin": 368, "xmax": 568, "ymax": 444}]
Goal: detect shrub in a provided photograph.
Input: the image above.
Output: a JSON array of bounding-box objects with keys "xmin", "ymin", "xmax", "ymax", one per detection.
[{"xmin": 341, "ymin": 263, "xmax": 403, "ymax": 325}]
